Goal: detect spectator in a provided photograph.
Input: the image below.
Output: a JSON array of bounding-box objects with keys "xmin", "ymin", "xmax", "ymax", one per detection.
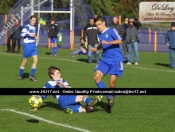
[
  {"xmin": 165, "ymin": 22, "xmax": 175, "ymax": 68},
  {"xmin": 110, "ymin": 16, "xmax": 125, "ymax": 38},
  {"xmin": 110, "ymin": 16, "xmax": 126, "ymax": 60},
  {"xmin": 122, "ymin": 17, "xmax": 129, "ymax": 62},
  {"xmin": 125, "ymin": 18, "xmax": 139, "ymax": 65},
  {"xmin": 12, "ymin": 20, "xmax": 23, "ymax": 53},
  {"xmin": 70, "ymin": 37, "xmax": 87, "ymax": 57},
  {"xmin": 6, "ymin": 14, "xmax": 15, "ymax": 53},
  {"xmin": 83, "ymin": 18, "xmax": 99, "ymax": 63}
]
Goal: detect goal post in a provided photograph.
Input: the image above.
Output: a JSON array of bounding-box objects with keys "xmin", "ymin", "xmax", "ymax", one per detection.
[{"xmin": 31, "ymin": 0, "xmax": 74, "ymax": 50}]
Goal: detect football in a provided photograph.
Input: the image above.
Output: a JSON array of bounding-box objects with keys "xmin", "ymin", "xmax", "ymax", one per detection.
[{"xmin": 29, "ymin": 95, "xmax": 43, "ymax": 108}]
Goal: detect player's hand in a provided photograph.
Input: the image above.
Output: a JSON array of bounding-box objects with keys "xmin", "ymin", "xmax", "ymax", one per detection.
[
  {"xmin": 101, "ymin": 40, "xmax": 109, "ymax": 44},
  {"xmin": 56, "ymin": 81, "xmax": 63, "ymax": 86},
  {"xmin": 30, "ymin": 108, "xmax": 38, "ymax": 111},
  {"xmin": 91, "ymin": 47, "xmax": 97, "ymax": 52},
  {"xmin": 35, "ymin": 36, "xmax": 39, "ymax": 40},
  {"xmin": 166, "ymin": 43, "xmax": 169, "ymax": 47},
  {"xmin": 29, "ymin": 34, "xmax": 35, "ymax": 37}
]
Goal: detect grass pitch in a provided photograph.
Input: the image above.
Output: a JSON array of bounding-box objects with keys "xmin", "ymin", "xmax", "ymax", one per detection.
[{"xmin": 0, "ymin": 45, "xmax": 175, "ymax": 132}]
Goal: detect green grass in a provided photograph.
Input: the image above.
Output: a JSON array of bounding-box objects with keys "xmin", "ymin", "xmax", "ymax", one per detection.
[{"xmin": 0, "ymin": 45, "xmax": 175, "ymax": 132}]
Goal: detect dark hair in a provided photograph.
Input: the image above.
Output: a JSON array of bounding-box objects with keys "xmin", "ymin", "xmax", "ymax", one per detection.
[
  {"xmin": 47, "ymin": 66, "xmax": 60, "ymax": 79},
  {"xmin": 94, "ymin": 16, "xmax": 105, "ymax": 23},
  {"xmin": 30, "ymin": 15, "xmax": 37, "ymax": 20},
  {"xmin": 50, "ymin": 18, "xmax": 55, "ymax": 21}
]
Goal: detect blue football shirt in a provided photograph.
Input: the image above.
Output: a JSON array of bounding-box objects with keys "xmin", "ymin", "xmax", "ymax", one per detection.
[{"xmin": 98, "ymin": 27, "xmax": 125, "ymax": 62}]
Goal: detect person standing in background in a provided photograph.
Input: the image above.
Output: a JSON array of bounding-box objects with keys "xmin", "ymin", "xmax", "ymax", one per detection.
[
  {"xmin": 12, "ymin": 20, "xmax": 23, "ymax": 53},
  {"xmin": 165, "ymin": 22, "xmax": 175, "ymax": 68},
  {"xmin": 122, "ymin": 17, "xmax": 129, "ymax": 62},
  {"xmin": 125, "ymin": 18, "xmax": 139, "ymax": 65}
]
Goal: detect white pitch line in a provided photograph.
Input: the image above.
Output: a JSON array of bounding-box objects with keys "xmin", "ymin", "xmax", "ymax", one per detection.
[
  {"xmin": 130, "ymin": 66, "xmax": 175, "ymax": 73},
  {"xmin": 1, "ymin": 109, "xmax": 91, "ymax": 132},
  {"xmin": 0, "ymin": 51, "xmax": 175, "ymax": 73}
]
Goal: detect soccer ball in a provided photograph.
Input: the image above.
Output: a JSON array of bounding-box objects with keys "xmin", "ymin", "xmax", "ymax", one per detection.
[{"xmin": 29, "ymin": 95, "xmax": 43, "ymax": 108}]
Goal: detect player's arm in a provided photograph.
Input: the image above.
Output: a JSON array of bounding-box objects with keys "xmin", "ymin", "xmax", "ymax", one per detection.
[
  {"xmin": 21, "ymin": 25, "xmax": 35, "ymax": 37},
  {"xmin": 56, "ymin": 79, "xmax": 71, "ymax": 88},
  {"xmin": 91, "ymin": 43, "xmax": 102, "ymax": 52}
]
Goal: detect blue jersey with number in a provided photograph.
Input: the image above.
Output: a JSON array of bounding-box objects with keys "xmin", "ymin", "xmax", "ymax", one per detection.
[{"xmin": 98, "ymin": 27, "xmax": 124, "ymax": 62}]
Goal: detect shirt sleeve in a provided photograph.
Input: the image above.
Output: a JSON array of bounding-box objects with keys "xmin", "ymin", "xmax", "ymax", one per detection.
[
  {"xmin": 111, "ymin": 28, "xmax": 122, "ymax": 40},
  {"xmin": 165, "ymin": 31, "xmax": 169, "ymax": 43},
  {"xmin": 21, "ymin": 25, "xmax": 29, "ymax": 37},
  {"xmin": 62, "ymin": 79, "xmax": 71, "ymax": 88}
]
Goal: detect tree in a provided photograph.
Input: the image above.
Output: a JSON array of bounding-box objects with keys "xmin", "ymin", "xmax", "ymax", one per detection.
[
  {"xmin": 84, "ymin": 0, "xmax": 114, "ymax": 16},
  {"xmin": 0, "ymin": 0, "xmax": 18, "ymax": 14}
]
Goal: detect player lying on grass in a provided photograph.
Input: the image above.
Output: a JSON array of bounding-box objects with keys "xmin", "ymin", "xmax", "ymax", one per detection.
[
  {"xmin": 70, "ymin": 37, "xmax": 87, "ymax": 57},
  {"xmin": 91, "ymin": 16, "xmax": 125, "ymax": 113},
  {"xmin": 31, "ymin": 66, "xmax": 103, "ymax": 114}
]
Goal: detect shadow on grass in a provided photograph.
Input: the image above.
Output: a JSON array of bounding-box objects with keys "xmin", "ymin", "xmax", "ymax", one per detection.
[
  {"xmin": 45, "ymin": 52, "xmax": 52, "ymax": 55},
  {"xmin": 26, "ymin": 119, "xmax": 39, "ymax": 123},
  {"xmin": 23, "ymin": 73, "xmax": 29, "ymax": 79},
  {"xmin": 77, "ymin": 58, "xmax": 88, "ymax": 63},
  {"xmin": 154, "ymin": 63, "xmax": 170, "ymax": 68}
]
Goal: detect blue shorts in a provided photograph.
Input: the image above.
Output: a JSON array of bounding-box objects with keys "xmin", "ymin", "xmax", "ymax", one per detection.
[
  {"xmin": 94, "ymin": 61, "xmax": 124, "ymax": 77},
  {"xmin": 58, "ymin": 95, "xmax": 81, "ymax": 109},
  {"xmin": 50, "ymin": 37, "xmax": 57, "ymax": 43},
  {"xmin": 23, "ymin": 43, "xmax": 38, "ymax": 58}
]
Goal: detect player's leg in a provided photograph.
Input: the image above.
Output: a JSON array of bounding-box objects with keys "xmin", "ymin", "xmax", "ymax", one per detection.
[
  {"xmin": 94, "ymin": 61, "xmax": 109, "ymax": 88},
  {"xmin": 127, "ymin": 43, "xmax": 132, "ymax": 65},
  {"xmin": 12, "ymin": 39, "xmax": 16, "ymax": 53},
  {"xmin": 64, "ymin": 104, "xmax": 95, "ymax": 114},
  {"xmin": 17, "ymin": 39, "xmax": 21, "ymax": 53},
  {"xmin": 94, "ymin": 43, "xmax": 99, "ymax": 62},
  {"xmin": 87, "ymin": 44, "xmax": 92, "ymax": 63},
  {"xmin": 18, "ymin": 58, "xmax": 28, "ymax": 80},
  {"xmin": 75, "ymin": 95, "xmax": 103, "ymax": 107},
  {"xmin": 29, "ymin": 55, "xmax": 38, "ymax": 81},
  {"xmin": 53, "ymin": 37, "xmax": 58, "ymax": 56},
  {"xmin": 51, "ymin": 42, "xmax": 54, "ymax": 56},
  {"xmin": 133, "ymin": 42, "xmax": 139, "ymax": 65}
]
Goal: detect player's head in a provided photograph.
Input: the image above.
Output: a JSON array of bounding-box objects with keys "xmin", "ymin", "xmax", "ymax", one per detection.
[
  {"xmin": 89, "ymin": 18, "xmax": 94, "ymax": 25},
  {"xmin": 112, "ymin": 16, "xmax": 118, "ymax": 24},
  {"xmin": 30, "ymin": 15, "xmax": 37, "ymax": 26},
  {"xmin": 47, "ymin": 66, "xmax": 61, "ymax": 80},
  {"xmin": 171, "ymin": 22, "xmax": 175, "ymax": 30},
  {"xmin": 94, "ymin": 16, "xmax": 106, "ymax": 32},
  {"xmin": 50, "ymin": 18, "xmax": 55, "ymax": 24}
]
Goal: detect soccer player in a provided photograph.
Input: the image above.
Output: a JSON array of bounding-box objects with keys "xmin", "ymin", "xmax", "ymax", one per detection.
[
  {"xmin": 48, "ymin": 18, "xmax": 58, "ymax": 56},
  {"xmin": 18, "ymin": 15, "xmax": 39, "ymax": 81},
  {"xmin": 91, "ymin": 16, "xmax": 125, "ymax": 112},
  {"xmin": 31, "ymin": 66, "xmax": 103, "ymax": 114}
]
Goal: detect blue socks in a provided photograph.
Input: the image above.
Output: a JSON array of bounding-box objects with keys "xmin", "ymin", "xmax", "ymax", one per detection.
[
  {"xmin": 97, "ymin": 81, "xmax": 111, "ymax": 100},
  {"xmin": 19, "ymin": 67, "xmax": 24, "ymax": 76},
  {"xmin": 76, "ymin": 49, "xmax": 82, "ymax": 54},
  {"xmin": 84, "ymin": 97, "xmax": 92, "ymax": 105},
  {"xmin": 29, "ymin": 67, "xmax": 36, "ymax": 76},
  {"xmin": 52, "ymin": 47, "xmax": 58, "ymax": 55},
  {"xmin": 97, "ymin": 81, "xmax": 106, "ymax": 88}
]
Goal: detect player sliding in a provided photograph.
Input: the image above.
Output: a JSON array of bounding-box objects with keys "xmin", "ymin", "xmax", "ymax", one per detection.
[
  {"xmin": 18, "ymin": 15, "xmax": 39, "ymax": 81},
  {"xmin": 31, "ymin": 66, "xmax": 103, "ymax": 114},
  {"xmin": 91, "ymin": 16, "xmax": 125, "ymax": 113}
]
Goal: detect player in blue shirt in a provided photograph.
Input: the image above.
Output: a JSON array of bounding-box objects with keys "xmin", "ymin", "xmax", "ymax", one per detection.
[
  {"xmin": 91, "ymin": 16, "xmax": 125, "ymax": 113},
  {"xmin": 31, "ymin": 66, "xmax": 103, "ymax": 114},
  {"xmin": 18, "ymin": 15, "xmax": 39, "ymax": 81}
]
